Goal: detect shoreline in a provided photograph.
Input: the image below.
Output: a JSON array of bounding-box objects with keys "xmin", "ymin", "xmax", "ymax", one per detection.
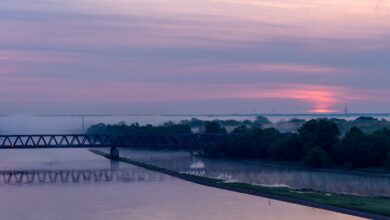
[
  {"xmin": 232, "ymin": 157, "xmax": 390, "ymax": 178},
  {"xmin": 90, "ymin": 149, "xmax": 390, "ymax": 220}
]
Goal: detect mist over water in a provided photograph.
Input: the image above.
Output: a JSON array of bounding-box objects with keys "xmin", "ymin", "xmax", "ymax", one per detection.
[
  {"xmin": 118, "ymin": 149, "xmax": 390, "ymax": 197},
  {"xmin": 2, "ymin": 114, "xmax": 390, "ymax": 134}
]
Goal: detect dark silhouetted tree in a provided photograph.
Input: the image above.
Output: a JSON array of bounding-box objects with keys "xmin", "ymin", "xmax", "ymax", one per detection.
[
  {"xmin": 269, "ymin": 134, "xmax": 303, "ymax": 161},
  {"xmin": 298, "ymin": 119, "xmax": 340, "ymax": 154},
  {"xmin": 333, "ymin": 127, "xmax": 390, "ymax": 167},
  {"xmin": 204, "ymin": 122, "xmax": 227, "ymax": 134},
  {"xmin": 303, "ymin": 147, "xmax": 332, "ymax": 168},
  {"xmin": 253, "ymin": 116, "xmax": 272, "ymax": 128}
]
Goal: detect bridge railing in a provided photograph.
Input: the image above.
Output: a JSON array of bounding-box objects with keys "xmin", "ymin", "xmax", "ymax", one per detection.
[{"xmin": 0, "ymin": 134, "xmax": 230, "ymax": 149}]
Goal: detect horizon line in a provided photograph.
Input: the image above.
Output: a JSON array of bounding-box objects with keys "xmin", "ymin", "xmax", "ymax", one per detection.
[{"xmin": 1, "ymin": 113, "xmax": 390, "ymax": 117}]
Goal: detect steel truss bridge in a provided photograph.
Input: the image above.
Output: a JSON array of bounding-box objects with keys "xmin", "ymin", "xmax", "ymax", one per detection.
[
  {"xmin": 0, "ymin": 134, "xmax": 227, "ymax": 149},
  {"xmin": 0, "ymin": 168, "xmax": 175, "ymax": 185}
]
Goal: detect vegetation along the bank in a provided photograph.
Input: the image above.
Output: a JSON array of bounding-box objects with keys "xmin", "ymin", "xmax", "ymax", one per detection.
[
  {"xmin": 204, "ymin": 119, "xmax": 390, "ymax": 169},
  {"xmin": 87, "ymin": 116, "xmax": 390, "ymax": 169}
]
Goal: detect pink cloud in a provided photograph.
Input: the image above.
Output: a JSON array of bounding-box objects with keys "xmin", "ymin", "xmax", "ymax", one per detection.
[
  {"xmin": 0, "ymin": 72, "xmax": 387, "ymax": 113},
  {"xmin": 0, "ymin": 50, "xmax": 80, "ymax": 64},
  {"xmin": 3, "ymin": 0, "xmax": 390, "ymax": 52},
  {"xmin": 182, "ymin": 63, "xmax": 350, "ymax": 75}
]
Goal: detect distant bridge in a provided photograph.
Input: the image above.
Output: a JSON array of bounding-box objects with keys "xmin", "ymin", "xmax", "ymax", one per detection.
[
  {"xmin": 0, "ymin": 134, "xmax": 229, "ymax": 157},
  {"xmin": 0, "ymin": 134, "xmax": 227, "ymax": 149}
]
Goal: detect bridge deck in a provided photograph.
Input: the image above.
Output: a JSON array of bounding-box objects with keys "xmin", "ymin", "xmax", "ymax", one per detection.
[{"xmin": 0, "ymin": 134, "xmax": 227, "ymax": 149}]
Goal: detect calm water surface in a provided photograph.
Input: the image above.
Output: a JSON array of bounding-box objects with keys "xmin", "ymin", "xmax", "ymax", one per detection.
[
  {"xmin": 0, "ymin": 149, "xmax": 364, "ymax": 220},
  {"xmin": 119, "ymin": 148, "xmax": 390, "ymax": 197}
]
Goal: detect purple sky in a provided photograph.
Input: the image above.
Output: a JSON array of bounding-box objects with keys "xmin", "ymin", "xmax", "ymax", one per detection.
[{"xmin": 1, "ymin": 0, "xmax": 390, "ymax": 114}]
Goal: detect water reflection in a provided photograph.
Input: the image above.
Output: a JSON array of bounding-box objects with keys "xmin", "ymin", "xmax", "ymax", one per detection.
[
  {"xmin": 0, "ymin": 168, "xmax": 175, "ymax": 185},
  {"xmin": 181, "ymin": 165, "xmax": 390, "ymax": 195},
  {"xmin": 190, "ymin": 161, "xmax": 205, "ymax": 169},
  {"xmin": 120, "ymin": 149, "xmax": 390, "ymax": 196},
  {"xmin": 0, "ymin": 148, "xmax": 366, "ymax": 220}
]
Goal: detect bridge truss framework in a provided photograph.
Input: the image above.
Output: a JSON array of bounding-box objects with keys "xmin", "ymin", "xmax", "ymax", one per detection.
[{"xmin": 0, "ymin": 134, "xmax": 227, "ymax": 149}]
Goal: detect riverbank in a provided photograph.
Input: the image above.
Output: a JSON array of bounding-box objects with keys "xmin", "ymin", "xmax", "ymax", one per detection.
[
  {"xmin": 235, "ymin": 157, "xmax": 390, "ymax": 178},
  {"xmin": 90, "ymin": 149, "xmax": 390, "ymax": 220},
  {"xmin": 195, "ymin": 152, "xmax": 390, "ymax": 177}
]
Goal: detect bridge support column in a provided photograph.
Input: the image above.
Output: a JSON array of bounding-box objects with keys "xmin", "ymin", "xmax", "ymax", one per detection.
[{"xmin": 110, "ymin": 147, "xmax": 119, "ymax": 159}]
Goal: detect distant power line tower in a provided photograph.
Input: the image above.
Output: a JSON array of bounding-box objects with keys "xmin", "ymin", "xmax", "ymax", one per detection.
[{"xmin": 344, "ymin": 106, "xmax": 349, "ymax": 118}]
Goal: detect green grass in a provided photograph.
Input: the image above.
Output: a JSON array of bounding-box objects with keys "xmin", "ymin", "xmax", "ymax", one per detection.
[
  {"xmin": 90, "ymin": 149, "xmax": 390, "ymax": 218},
  {"xmin": 226, "ymin": 182, "xmax": 390, "ymax": 217}
]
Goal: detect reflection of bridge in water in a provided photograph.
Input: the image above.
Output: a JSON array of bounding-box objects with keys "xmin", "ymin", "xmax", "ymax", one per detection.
[{"xmin": 0, "ymin": 168, "xmax": 176, "ymax": 185}]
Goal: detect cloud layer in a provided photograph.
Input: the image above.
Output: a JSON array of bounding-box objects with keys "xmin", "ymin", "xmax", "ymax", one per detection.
[{"xmin": 0, "ymin": 0, "xmax": 389, "ymax": 114}]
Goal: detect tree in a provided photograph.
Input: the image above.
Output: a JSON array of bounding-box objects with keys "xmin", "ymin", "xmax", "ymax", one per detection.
[
  {"xmin": 86, "ymin": 122, "xmax": 192, "ymax": 135},
  {"xmin": 333, "ymin": 127, "xmax": 389, "ymax": 168},
  {"xmin": 332, "ymin": 127, "xmax": 365, "ymax": 167},
  {"xmin": 386, "ymin": 152, "xmax": 390, "ymax": 170},
  {"xmin": 268, "ymin": 134, "xmax": 303, "ymax": 161},
  {"xmin": 204, "ymin": 122, "xmax": 226, "ymax": 134},
  {"xmin": 354, "ymin": 116, "xmax": 378, "ymax": 122},
  {"xmin": 303, "ymin": 147, "xmax": 332, "ymax": 168},
  {"xmin": 231, "ymin": 125, "xmax": 251, "ymax": 134},
  {"xmin": 298, "ymin": 119, "xmax": 340, "ymax": 154},
  {"xmin": 253, "ymin": 116, "xmax": 272, "ymax": 128},
  {"xmin": 254, "ymin": 128, "xmax": 282, "ymax": 158}
]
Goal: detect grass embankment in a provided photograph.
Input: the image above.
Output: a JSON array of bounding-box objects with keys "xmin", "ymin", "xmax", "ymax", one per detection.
[{"xmin": 90, "ymin": 149, "xmax": 390, "ymax": 220}]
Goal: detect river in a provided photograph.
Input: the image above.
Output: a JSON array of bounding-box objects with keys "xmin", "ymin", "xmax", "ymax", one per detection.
[{"xmin": 0, "ymin": 148, "xmax": 364, "ymax": 220}]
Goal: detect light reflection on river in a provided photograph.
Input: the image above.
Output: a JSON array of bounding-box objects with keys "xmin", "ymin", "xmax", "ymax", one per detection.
[
  {"xmin": 119, "ymin": 148, "xmax": 390, "ymax": 197},
  {"xmin": 0, "ymin": 149, "xmax": 364, "ymax": 220}
]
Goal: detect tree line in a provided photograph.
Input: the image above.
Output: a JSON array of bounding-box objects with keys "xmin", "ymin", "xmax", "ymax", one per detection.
[
  {"xmin": 86, "ymin": 121, "xmax": 192, "ymax": 135},
  {"xmin": 87, "ymin": 118, "xmax": 390, "ymax": 169},
  {"xmin": 182, "ymin": 116, "xmax": 390, "ymax": 134},
  {"xmin": 203, "ymin": 119, "xmax": 390, "ymax": 169}
]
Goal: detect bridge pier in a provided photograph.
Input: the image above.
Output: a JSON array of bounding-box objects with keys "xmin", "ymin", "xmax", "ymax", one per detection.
[{"xmin": 110, "ymin": 147, "xmax": 119, "ymax": 159}]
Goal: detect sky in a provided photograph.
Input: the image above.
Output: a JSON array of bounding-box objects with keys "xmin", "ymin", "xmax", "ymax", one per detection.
[{"xmin": 1, "ymin": 0, "xmax": 390, "ymax": 114}]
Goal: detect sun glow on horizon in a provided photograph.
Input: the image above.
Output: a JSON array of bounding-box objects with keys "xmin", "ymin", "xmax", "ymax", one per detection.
[{"xmin": 310, "ymin": 109, "xmax": 338, "ymax": 114}]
